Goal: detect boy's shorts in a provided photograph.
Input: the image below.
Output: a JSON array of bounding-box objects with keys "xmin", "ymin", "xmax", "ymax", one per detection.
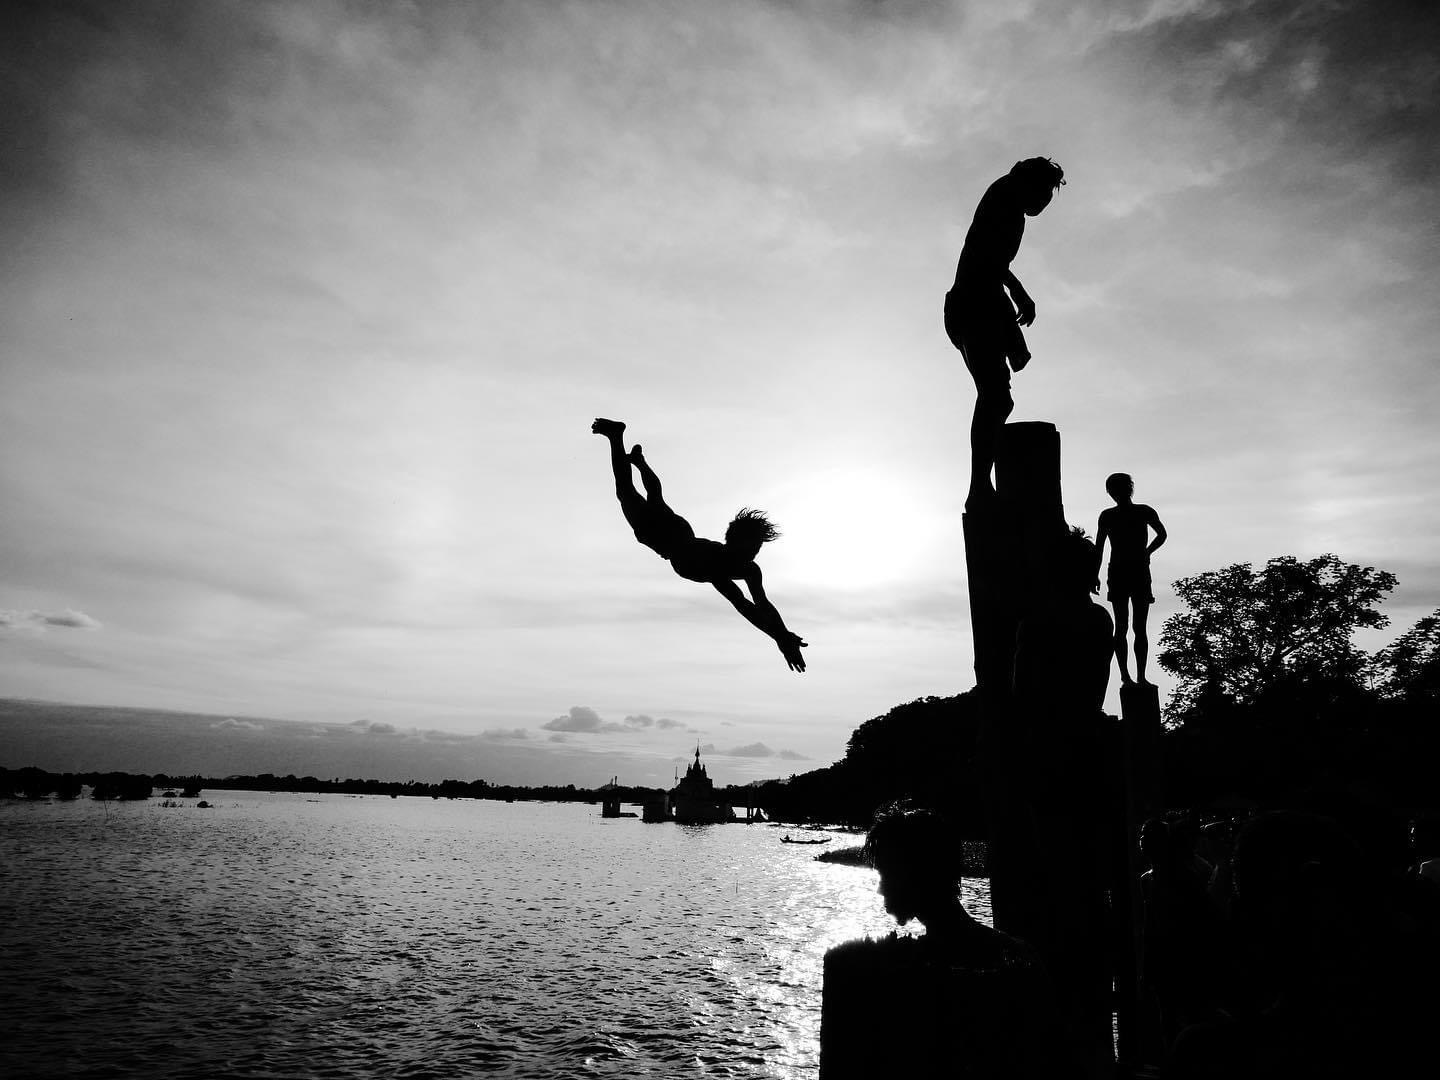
[
  {"xmin": 1107, "ymin": 560, "xmax": 1154, "ymax": 605},
  {"xmin": 945, "ymin": 289, "xmax": 1028, "ymax": 393},
  {"xmin": 631, "ymin": 502, "xmax": 695, "ymax": 562}
]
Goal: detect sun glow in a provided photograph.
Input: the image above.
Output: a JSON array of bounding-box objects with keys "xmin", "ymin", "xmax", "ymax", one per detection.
[{"xmin": 766, "ymin": 465, "xmax": 949, "ymax": 591}]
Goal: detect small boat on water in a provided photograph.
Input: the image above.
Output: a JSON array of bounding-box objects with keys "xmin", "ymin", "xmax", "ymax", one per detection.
[{"xmin": 781, "ymin": 834, "xmax": 832, "ymax": 845}]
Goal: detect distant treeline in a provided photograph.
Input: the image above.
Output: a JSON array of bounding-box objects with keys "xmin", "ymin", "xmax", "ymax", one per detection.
[
  {"xmin": 0, "ymin": 765, "xmax": 671, "ymax": 806},
  {"xmin": 8, "ymin": 665, "xmax": 1434, "ymax": 823},
  {"xmin": 1, "ymin": 766, "xmax": 158, "ymax": 801},
  {"xmin": 719, "ymin": 692, "xmax": 987, "ymax": 832}
]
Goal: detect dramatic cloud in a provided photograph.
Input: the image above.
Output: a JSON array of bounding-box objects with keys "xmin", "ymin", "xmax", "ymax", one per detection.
[
  {"xmin": 480, "ymin": 727, "xmax": 530, "ymax": 741},
  {"xmin": 2, "ymin": 0, "xmax": 1436, "ymax": 786},
  {"xmin": 366, "ymin": 722, "xmax": 397, "ymax": 736}
]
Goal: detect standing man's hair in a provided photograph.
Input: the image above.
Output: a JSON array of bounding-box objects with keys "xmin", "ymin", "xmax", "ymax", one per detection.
[
  {"xmin": 1011, "ymin": 157, "xmax": 1065, "ymax": 189},
  {"xmin": 1105, "ymin": 472, "xmax": 1133, "ymax": 500}
]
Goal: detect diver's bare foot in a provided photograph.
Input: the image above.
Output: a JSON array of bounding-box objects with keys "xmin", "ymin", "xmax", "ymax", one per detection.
[
  {"xmin": 629, "ymin": 444, "xmax": 645, "ymax": 464},
  {"xmin": 591, "ymin": 418, "xmax": 625, "ymax": 438}
]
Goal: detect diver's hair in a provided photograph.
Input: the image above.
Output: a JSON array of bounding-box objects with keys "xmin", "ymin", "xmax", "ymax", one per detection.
[
  {"xmin": 1105, "ymin": 472, "xmax": 1133, "ymax": 499},
  {"xmin": 725, "ymin": 508, "xmax": 780, "ymax": 547},
  {"xmin": 864, "ymin": 801, "xmax": 964, "ymax": 884},
  {"xmin": 1011, "ymin": 156, "xmax": 1065, "ymax": 189}
]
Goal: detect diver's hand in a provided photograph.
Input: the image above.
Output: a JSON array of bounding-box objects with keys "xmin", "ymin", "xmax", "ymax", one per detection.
[
  {"xmin": 1013, "ymin": 293, "xmax": 1036, "ymax": 327},
  {"xmin": 779, "ymin": 633, "xmax": 808, "ymax": 673}
]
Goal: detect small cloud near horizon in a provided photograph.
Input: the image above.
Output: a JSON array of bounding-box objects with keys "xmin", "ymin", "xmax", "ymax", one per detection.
[
  {"xmin": 212, "ymin": 718, "xmax": 264, "ymax": 732},
  {"xmin": 543, "ymin": 705, "xmax": 692, "ymax": 734},
  {"xmin": 687, "ymin": 741, "xmax": 809, "ymax": 760},
  {"xmin": 0, "ymin": 609, "xmax": 102, "ymax": 630},
  {"xmin": 543, "ymin": 705, "xmax": 621, "ymax": 733}
]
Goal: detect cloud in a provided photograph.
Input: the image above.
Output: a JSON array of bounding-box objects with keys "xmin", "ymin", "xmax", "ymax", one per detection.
[
  {"xmin": 541, "ymin": 705, "xmax": 640, "ymax": 734},
  {"xmin": 346, "ymin": 719, "xmax": 398, "ymax": 736},
  {"xmin": 421, "ymin": 728, "xmax": 477, "ymax": 743},
  {"xmin": 726, "ymin": 742, "xmax": 777, "ymax": 758},
  {"xmin": 691, "ymin": 741, "xmax": 810, "ymax": 760},
  {"xmin": 0, "ymin": 609, "xmax": 102, "ymax": 630},
  {"xmin": 480, "ymin": 727, "xmax": 530, "ymax": 741},
  {"xmin": 655, "ymin": 717, "xmax": 686, "ymax": 730},
  {"xmin": 542, "ymin": 705, "xmax": 608, "ymax": 733},
  {"xmin": 212, "ymin": 718, "xmax": 264, "ymax": 732}
]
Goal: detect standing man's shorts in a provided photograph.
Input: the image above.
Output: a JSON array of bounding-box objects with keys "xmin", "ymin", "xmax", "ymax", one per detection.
[
  {"xmin": 945, "ymin": 289, "xmax": 1028, "ymax": 392},
  {"xmin": 1107, "ymin": 559, "xmax": 1154, "ymax": 605}
]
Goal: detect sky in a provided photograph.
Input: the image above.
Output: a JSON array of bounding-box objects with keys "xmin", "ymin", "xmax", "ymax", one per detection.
[{"xmin": 3, "ymin": 0, "xmax": 1438, "ymax": 787}]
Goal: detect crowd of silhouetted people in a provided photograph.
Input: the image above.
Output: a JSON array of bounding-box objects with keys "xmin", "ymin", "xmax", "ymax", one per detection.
[{"xmin": 1138, "ymin": 800, "xmax": 1440, "ymax": 1078}]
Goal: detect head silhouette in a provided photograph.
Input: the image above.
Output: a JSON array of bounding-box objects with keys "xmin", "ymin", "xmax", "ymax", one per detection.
[
  {"xmin": 1010, "ymin": 156, "xmax": 1065, "ymax": 216},
  {"xmin": 865, "ymin": 803, "xmax": 963, "ymax": 927},
  {"xmin": 724, "ymin": 508, "xmax": 779, "ymax": 556},
  {"xmin": 1105, "ymin": 472, "xmax": 1134, "ymax": 502}
]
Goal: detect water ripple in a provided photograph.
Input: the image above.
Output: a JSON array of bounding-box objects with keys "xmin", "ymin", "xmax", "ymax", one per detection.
[{"xmin": 0, "ymin": 794, "xmax": 988, "ymax": 1078}]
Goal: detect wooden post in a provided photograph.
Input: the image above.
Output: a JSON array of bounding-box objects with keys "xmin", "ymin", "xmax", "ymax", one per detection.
[
  {"xmin": 1116, "ymin": 682, "xmax": 1164, "ymax": 1071},
  {"xmin": 964, "ymin": 422, "xmax": 1064, "ymax": 941}
]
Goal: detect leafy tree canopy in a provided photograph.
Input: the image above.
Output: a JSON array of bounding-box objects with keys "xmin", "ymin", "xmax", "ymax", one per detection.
[
  {"xmin": 1158, "ymin": 554, "xmax": 1396, "ymax": 720},
  {"xmin": 1373, "ymin": 609, "xmax": 1440, "ymax": 701}
]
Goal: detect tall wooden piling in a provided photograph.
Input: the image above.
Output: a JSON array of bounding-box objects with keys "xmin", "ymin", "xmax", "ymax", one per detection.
[
  {"xmin": 964, "ymin": 420, "xmax": 1128, "ymax": 1079},
  {"xmin": 963, "ymin": 421, "xmax": 1064, "ymax": 941}
]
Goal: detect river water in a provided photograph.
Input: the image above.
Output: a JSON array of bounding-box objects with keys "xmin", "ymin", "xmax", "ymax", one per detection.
[{"xmin": 0, "ymin": 792, "xmax": 991, "ymax": 1079}]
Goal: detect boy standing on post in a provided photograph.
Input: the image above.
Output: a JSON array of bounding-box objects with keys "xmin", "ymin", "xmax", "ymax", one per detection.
[
  {"xmin": 1094, "ymin": 473, "xmax": 1167, "ymax": 685},
  {"xmin": 945, "ymin": 157, "xmax": 1065, "ymax": 505}
]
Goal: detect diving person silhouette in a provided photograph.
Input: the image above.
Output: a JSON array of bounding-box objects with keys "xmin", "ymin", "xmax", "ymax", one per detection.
[{"xmin": 592, "ymin": 418, "xmax": 807, "ymax": 673}]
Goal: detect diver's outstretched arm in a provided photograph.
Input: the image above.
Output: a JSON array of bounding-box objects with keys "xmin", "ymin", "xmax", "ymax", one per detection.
[{"xmin": 713, "ymin": 575, "xmax": 807, "ymax": 673}]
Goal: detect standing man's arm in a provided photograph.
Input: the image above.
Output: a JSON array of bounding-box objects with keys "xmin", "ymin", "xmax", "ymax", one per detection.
[
  {"xmin": 1004, "ymin": 270, "xmax": 1035, "ymax": 326},
  {"xmin": 1093, "ymin": 516, "xmax": 1109, "ymax": 595},
  {"xmin": 1146, "ymin": 508, "xmax": 1168, "ymax": 557}
]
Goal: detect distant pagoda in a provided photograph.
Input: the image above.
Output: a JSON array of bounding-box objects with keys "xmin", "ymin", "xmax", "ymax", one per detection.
[{"xmin": 671, "ymin": 745, "xmax": 735, "ymax": 825}]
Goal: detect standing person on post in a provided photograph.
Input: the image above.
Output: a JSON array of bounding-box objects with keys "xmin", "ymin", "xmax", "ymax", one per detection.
[
  {"xmin": 1094, "ymin": 472, "xmax": 1168, "ymax": 685},
  {"xmin": 944, "ymin": 157, "xmax": 1065, "ymax": 506}
]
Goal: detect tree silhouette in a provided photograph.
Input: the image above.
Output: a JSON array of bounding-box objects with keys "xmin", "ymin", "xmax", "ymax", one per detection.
[
  {"xmin": 1372, "ymin": 609, "xmax": 1440, "ymax": 701},
  {"xmin": 1157, "ymin": 554, "xmax": 1396, "ymax": 722}
]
